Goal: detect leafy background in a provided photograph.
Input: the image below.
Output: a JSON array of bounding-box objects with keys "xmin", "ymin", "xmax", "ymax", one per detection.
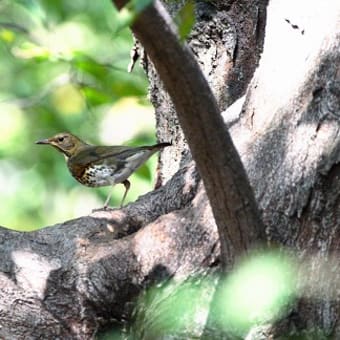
[
  {"xmin": 0, "ymin": 0, "xmax": 156, "ymax": 230},
  {"xmin": 0, "ymin": 2, "xmax": 312, "ymax": 338}
]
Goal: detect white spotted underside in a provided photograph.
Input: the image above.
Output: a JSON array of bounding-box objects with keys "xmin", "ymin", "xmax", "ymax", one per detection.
[{"xmin": 80, "ymin": 150, "xmax": 153, "ymax": 187}]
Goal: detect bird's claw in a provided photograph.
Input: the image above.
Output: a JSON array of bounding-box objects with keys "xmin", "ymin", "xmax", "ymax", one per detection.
[{"xmin": 92, "ymin": 206, "xmax": 114, "ymax": 213}]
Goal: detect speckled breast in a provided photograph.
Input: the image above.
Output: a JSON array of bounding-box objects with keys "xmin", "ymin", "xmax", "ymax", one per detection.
[{"xmin": 78, "ymin": 164, "xmax": 117, "ymax": 187}]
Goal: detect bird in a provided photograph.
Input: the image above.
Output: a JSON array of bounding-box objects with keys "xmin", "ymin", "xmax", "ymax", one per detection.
[{"xmin": 36, "ymin": 132, "xmax": 171, "ymax": 209}]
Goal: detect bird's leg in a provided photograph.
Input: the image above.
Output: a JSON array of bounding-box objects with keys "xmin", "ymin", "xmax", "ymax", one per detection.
[
  {"xmin": 102, "ymin": 180, "xmax": 130, "ymax": 210},
  {"xmin": 103, "ymin": 185, "xmax": 115, "ymax": 209},
  {"xmin": 120, "ymin": 180, "xmax": 130, "ymax": 208}
]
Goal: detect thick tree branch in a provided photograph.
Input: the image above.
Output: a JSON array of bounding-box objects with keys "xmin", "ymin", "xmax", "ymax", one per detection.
[
  {"xmin": 91, "ymin": 162, "xmax": 200, "ymax": 234},
  {"xmin": 0, "ymin": 182, "xmax": 219, "ymax": 338},
  {"xmin": 0, "ymin": 1, "xmax": 338, "ymax": 338},
  {"xmin": 112, "ymin": 0, "xmax": 265, "ymax": 267}
]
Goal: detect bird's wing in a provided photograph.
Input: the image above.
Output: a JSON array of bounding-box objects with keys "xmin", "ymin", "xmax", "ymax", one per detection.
[
  {"xmin": 69, "ymin": 145, "xmax": 153, "ymax": 167},
  {"xmin": 67, "ymin": 146, "xmax": 138, "ymax": 179},
  {"xmin": 68, "ymin": 144, "xmax": 169, "ymax": 179}
]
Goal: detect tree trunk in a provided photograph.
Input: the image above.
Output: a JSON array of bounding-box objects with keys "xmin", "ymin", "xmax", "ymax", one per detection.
[{"xmin": 0, "ymin": 0, "xmax": 339, "ymax": 339}]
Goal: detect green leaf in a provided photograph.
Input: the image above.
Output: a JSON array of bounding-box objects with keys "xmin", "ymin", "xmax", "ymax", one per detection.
[
  {"xmin": 115, "ymin": 7, "xmax": 136, "ymax": 33},
  {"xmin": 0, "ymin": 29, "xmax": 16, "ymax": 43},
  {"xmin": 74, "ymin": 55, "xmax": 106, "ymax": 78},
  {"xmin": 115, "ymin": 0, "xmax": 154, "ymax": 32},
  {"xmin": 132, "ymin": 0, "xmax": 154, "ymax": 12},
  {"xmin": 81, "ymin": 86, "xmax": 112, "ymax": 106},
  {"xmin": 175, "ymin": 1, "xmax": 195, "ymax": 42},
  {"xmin": 16, "ymin": 0, "xmax": 46, "ymax": 25},
  {"xmin": 14, "ymin": 41, "xmax": 51, "ymax": 61}
]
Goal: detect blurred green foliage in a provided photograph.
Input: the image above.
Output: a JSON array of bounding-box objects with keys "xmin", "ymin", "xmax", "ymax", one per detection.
[
  {"xmin": 175, "ymin": 0, "xmax": 195, "ymax": 42},
  {"xmin": 115, "ymin": 0, "xmax": 154, "ymax": 31},
  {"xmin": 129, "ymin": 251, "xmax": 298, "ymax": 339},
  {"xmin": 131, "ymin": 275, "xmax": 216, "ymax": 339},
  {"xmin": 214, "ymin": 251, "xmax": 297, "ymax": 337},
  {"xmin": 0, "ymin": 0, "xmax": 157, "ymax": 230}
]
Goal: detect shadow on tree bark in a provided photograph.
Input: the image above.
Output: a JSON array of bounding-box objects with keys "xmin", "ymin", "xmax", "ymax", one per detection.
[{"xmin": 0, "ymin": 0, "xmax": 339, "ymax": 339}]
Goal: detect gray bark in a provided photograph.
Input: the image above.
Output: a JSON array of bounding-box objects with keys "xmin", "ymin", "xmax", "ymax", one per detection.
[{"xmin": 0, "ymin": 0, "xmax": 339, "ymax": 339}]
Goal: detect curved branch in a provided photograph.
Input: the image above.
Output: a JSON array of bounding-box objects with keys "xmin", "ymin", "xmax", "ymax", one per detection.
[
  {"xmin": 0, "ymin": 182, "xmax": 218, "ymax": 337},
  {"xmin": 90, "ymin": 162, "xmax": 200, "ymax": 235},
  {"xmin": 112, "ymin": 0, "xmax": 266, "ymax": 266}
]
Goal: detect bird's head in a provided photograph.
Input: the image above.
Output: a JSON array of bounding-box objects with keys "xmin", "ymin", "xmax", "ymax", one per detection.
[{"xmin": 36, "ymin": 132, "xmax": 88, "ymax": 158}]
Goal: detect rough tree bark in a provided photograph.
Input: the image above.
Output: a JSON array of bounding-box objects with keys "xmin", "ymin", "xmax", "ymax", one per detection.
[{"xmin": 0, "ymin": 0, "xmax": 339, "ymax": 339}]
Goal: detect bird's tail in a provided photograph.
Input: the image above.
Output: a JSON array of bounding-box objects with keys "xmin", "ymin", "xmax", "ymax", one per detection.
[
  {"xmin": 152, "ymin": 142, "xmax": 172, "ymax": 150},
  {"xmin": 140, "ymin": 142, "xmax": 171, "ymax": 154}
]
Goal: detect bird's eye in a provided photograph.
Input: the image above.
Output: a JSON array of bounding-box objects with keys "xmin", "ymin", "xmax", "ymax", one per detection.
[{"xmin": 58, "ymin": 137, "xmax": 64, "ymax": 142}]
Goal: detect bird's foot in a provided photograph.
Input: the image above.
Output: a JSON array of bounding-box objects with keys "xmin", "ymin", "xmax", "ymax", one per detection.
[{"xmin": 92, "ymin": 205, "xmax": 115, "ymax": 213}]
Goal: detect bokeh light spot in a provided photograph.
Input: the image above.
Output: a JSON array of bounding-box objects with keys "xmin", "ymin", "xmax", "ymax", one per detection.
[
  {"xmin": 215, "ymin": 251, "xmax": 297, "ymax": 336},
  {"xmin": 100, "ymin": 97, "xmax": 154, "ymax": 144},
  {"xmin": 0, "ymin": 104, "xmax": 25, "ymax": 149},
  {"xmin": 51, "ymin": 83, "xmax": 85, "ymax": 114}
]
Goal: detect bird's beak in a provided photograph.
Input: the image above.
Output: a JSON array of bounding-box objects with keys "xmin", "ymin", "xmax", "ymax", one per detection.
[{"xmin": 35, "ymin": 138, "xmax": 51, "ymax": 145}]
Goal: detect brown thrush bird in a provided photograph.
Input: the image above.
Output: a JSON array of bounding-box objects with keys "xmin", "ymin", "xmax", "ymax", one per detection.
[{"xmin": 36, "ymin": 132, "xmax": 171, "ymax": 208}]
